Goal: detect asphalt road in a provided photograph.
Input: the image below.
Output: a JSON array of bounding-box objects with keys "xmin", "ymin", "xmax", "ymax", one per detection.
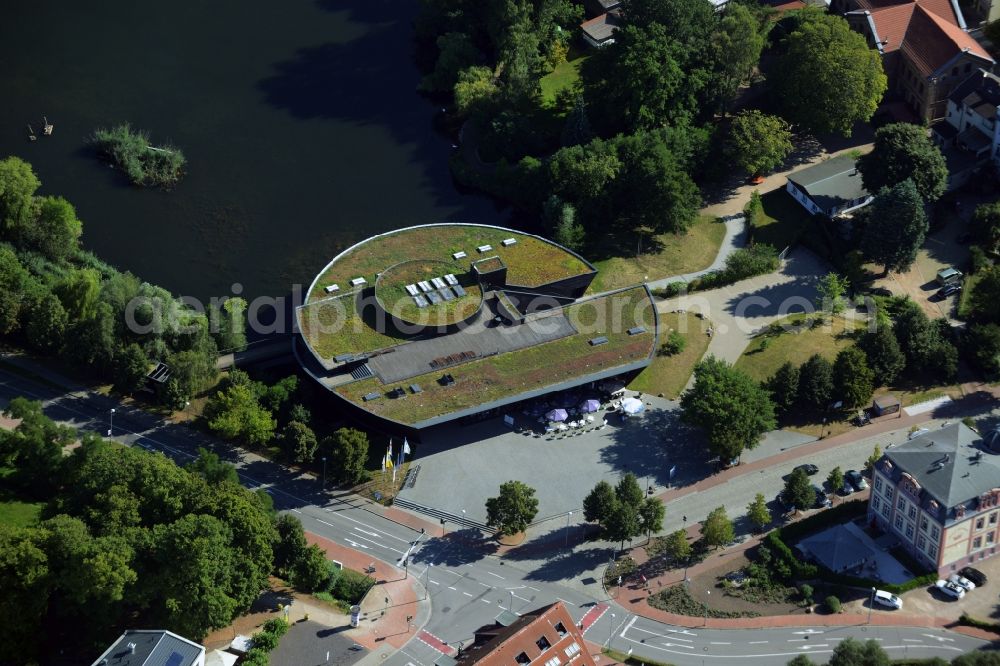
[{"xmin": 0, "ymin": 358, "xmax": 992, "ymax": 665}]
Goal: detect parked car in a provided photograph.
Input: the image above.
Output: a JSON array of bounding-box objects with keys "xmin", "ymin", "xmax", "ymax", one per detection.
[
  {"xmin": 936, "ymin": 283, "xmax": 962, "ymax": 299},
  {"xmin": 845, "ymin": 469, "xmax": 868, "ymax": 491},
  {"xmin": 873, "ymin": 589, "xmax": 903, "ymax": 610},
  {"xmin": 776, "ymin": 491, "xmax": 796, "ymax": 513},
  {"xmin": 813, "ymin": 485, "xmax": 831, "ymax": 508},
  {"xmin": 935, "ymin": 579, "xmax": 966, "ymax": 599},
  {"xmin": 959, "ymin": 567, "xmax": 987, "ymax": 587},
  {"xmin": 908, "ymin": 428, "xmax": 931, "ymax": 440},
  {"xmin": 795, "ymin": 463, "xmax": 819, "ymax": 476},
  {"xmin": 948, "ymin": 573, "xmax": 976, "ymax": 591}
]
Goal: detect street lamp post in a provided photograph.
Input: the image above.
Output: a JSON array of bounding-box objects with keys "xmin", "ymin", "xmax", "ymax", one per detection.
[
  {"xmin": 321, "ymin": 457, "xmax": 327, "ymax": 489},
  {"xmin": 508, "ymin": 590, "xmax": 514, "ymax": 612},
  {"xmin": 107, "ymin": 408, "xmax": 115, "ymax": 437},
  {"xmin": 867, "ymin": 587, "xmax": 876, "ymax": 624},
  {"xmin": 565, "ymin": 511, "xmax": 573, "ymax": 547},
  {"xmin": 423, "ymin": 563, "xmax": 433, "ymax": 600},
  {"xmin": 609, "ymin": 613, "xmax": 616, "ymax": 648},
  {"xmin": 704, "ymin": 590, "xmax": 711, "ymax": 627}
]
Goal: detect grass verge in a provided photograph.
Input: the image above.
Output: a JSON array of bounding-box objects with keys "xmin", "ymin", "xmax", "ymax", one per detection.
[
  {"xmin": 734, "ymin": 314, "xmax": 859, "ymax": 383},
  {"xmin": 540, "ymin": 51, "xmax": 588, "ymax": 104},
  {"xmin": 751, "ymin": 189, "xmax": 814, "ymax": 251},
  {"xmin": 629, "ymin": 312, "xmax": 711, "ymax": 398},
  {"xmin": 590, "ymin": 216, "xmax": 727, "ymax": 292}
]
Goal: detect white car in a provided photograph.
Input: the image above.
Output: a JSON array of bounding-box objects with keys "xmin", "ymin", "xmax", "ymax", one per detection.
[
  {"xmin": 948, "ymin": 573, "xmax": 976, "ymax": 591},
  {"xmin": 935, "ymin": 579, "xmax": 966, "ymax": 599},
  {"xmin": 873, "ymin": 589, "xmax": 903, "ymax": 609}
]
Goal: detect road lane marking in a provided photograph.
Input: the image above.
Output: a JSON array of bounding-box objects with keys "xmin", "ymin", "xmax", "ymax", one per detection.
[
  {"xmin": 902, "ymin": 639, "xmax": 922, "ymax": 643},
  {"xmin": 526, "ymin": 585, "xmax": 540, "ymax": 591},
  {"xmin": 463, "ymin": 592, "xmax": 473, "ymax": 597},
  {"xmin": 429, "ymin": 580, "xmax": 439, "ymax": 585},
  {"xmin": 317, "ymin": 520, "xmax": 334, "ymax": 527},
  {"xmin": 787, "ymin": 639, "xmax": 807, "ymax": 642},
  {"xmin": 476, "ymin": 582, "xmax": 493, "ymax": 588},
  {"xmin": 448, "ymin": 586, "xmax": 457, "ymax": 590},
  {"xmin": 337, "ymin": 513, "xmax": 413, "ymax": 543},
  {"xmin": 512, "ymin": 593, "xmax": 531, "ymax": 602},
  {"xmin": 480, "ymin": 598, "xmax": 491, "ymax": 603},
  {"xmin": 710, "ymin": 642, "xmax": 731, "ymax": 645},
  {"xmin": 748, "ymin": 641, "xmax": 768, "ymax": 645},
  {"xmin": 291, "ymin": 509, "xmax": 302, "ymax": 514},
  {"xmin": 486, "ymin": 571, "xmax": 505, "ymax": 579},
  {"xmin": 922, "ymin": 634, "xmax": 955, "ymax": 643},
  {"xmin": 345, "ymin": 540, "xmax": 369, "ymax": 549},
  {"xmin": 800, "ymin": 644, "xmax": 828, "ymax": 649}
]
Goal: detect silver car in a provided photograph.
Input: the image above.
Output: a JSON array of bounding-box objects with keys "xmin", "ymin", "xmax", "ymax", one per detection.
[{"xmin": 948, "ymin": 573, "xmax": 976, "ymax": 591}]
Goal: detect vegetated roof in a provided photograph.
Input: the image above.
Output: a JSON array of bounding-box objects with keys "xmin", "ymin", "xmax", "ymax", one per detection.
[
  {"xmin": 852, "ymin": 0, "xmax": 992, "ymax": 74},
  {"xmin": 885, "ymin": 423, "xmax": 1000, "ymax": 509},
  {"xmin": 949, "ymin": 69, "xmax": 1000, "ymax": 118},
  {"xmin": 334, "ymin": 286, "xmax": 656, "ymax": 426},
  {"xmin": 305, "ymin": 224, "xmax": 593, "ymax": 303},
  {"xmin": 787, "ymin": 154, "xmax": 868, "ymax": 209},
  {"xmin": 89, "ymin": 630, "xmax": 204, "ymax": 666}
]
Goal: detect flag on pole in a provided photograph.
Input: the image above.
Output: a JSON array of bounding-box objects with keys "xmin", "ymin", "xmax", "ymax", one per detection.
[
  {"xmin": 385, "ymin": 444, "xmax": 393, "ymax": 470},
  {"xmin": 398, "ymin": 437, "xmax": 409, "ymax": 467}
]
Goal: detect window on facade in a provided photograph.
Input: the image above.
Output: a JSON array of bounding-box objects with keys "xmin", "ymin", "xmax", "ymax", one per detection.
[
  {"xmin": 554, "ymin": 622, "xmax": 567, "ymax": 637},
  {"xmin": 976, "ymin": 518, "xmax": 985, "ymax": 530},
  {"xmin": 895, "ymin": 515, "xmax": 904, "ymax": 530},
  {"xmin": 974, "ymin": 537, "xmax": 983, "ymax": 550},
  {"xmin": 929, "ymin": 544, "xmax": 938, "ymax": 559},
  {"xmin": 990, "ymin": 512, "xmax": 998, "ymax": 525},
  {"xmin": 875, "ymin": 477, "xmax": 882, "ymax": 491},
  {"xmin": 988, "ymin": 532, "xmax": 996, "ymax": 544},
  {"xmin": 932, "ymin": 526, "xmax": 940, "ymax": 540},
  {"xmin": 906, "ymin": 524, "xmax": 914, "ymax": 539},
  {"xmin": 898, "ymin": 497, "xmax": 905, "ymax": 510},
  {"xmin": 921, "ymin": 518, "xmax": 928, "ymax": 532},
  {"xmin": 537, "ymin": 636, "xmax": 552, "ymax": 651},
  {"xmin": 516, "ymin": 653, "xmax": 531, "ymax": 665},
  {"xmin": 884, "ymin": 487, "xmax": 893, "ymax": 500},
  {"xmin": 564, "ymin": 643, "xmax": 581, "ymax": 658},
  {"xmin": 544, "ymin": 658, "xmax": 560, "ymax": 666},
  {"xmin": 918, "ymin": 535, "xmax": 926, "ymax": 549},
  {"xmin": 908, "ymin": 506, "xmax": 916, "ymax": 520},
  {"xmin": 873, "ymin": 497, "xmax": 881, "ymax": 511}
]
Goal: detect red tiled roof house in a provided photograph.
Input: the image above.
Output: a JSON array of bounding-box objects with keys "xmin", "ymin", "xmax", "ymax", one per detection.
[{"xmin": 833, "ymin": 0, "xmax": 995, "ymax": 122}]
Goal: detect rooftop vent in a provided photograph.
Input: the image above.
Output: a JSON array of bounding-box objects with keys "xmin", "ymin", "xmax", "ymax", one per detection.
[{"xmin": 127, "ymin": 643, "xmax": 137, "ymax": 654}]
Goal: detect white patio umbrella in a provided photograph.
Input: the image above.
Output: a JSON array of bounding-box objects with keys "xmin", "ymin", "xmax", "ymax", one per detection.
[{"xmin": 621, "ymin": 397, "xmax": 645, "ymax": 415}]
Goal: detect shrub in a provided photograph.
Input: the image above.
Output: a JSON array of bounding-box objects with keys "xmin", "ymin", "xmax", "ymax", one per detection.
[
  {"xmin": 660, "ymin": 330, "xmax": 687, "ymax": 356},
  {"xmin": 648, "ymin": 584, "xmax": 761, "ymax": 618},
  {"xmin": 241, "ymin": 649, "xmax": 269, "ymax": 666},
  {"xmin": 958, "ymin": 614, "xmax": 1000, "ymax": 634},
  {"xmin": 825, "ymin": 595, "xmax": 841, "ymax": 613},
  {"xmin": 330, "ymin": 567, "xmax": 375, "ymax": 605},
  {"xmin": 723, "ymin": 244, "xmax": 779, "ymax": 282},
  {"xmin": 652, "ymin": 282, "xmax": 687, "ymax": 298},
  {"xmin": 970, "ymin": 245, "xmax": 991, "ymax": 274},
  {"xmin": 799, "ymin": 583, "xmax": 814, "ymax": 605},
  {"xmin": 90, "ymin": 123, "xmax": 186, "ymax": 187}
]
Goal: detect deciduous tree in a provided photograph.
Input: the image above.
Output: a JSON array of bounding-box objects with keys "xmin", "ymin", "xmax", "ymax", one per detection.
[
  {"xmin": 784, "ymin": 468, "xmax": 816, "ymax": 511},
  {"xmin": 766, "ymin": 361, "xmax": 800, "ymax": 416},
  {"xmin": 681, "ymin": 356, "xmax": 776, "ymax": 461},
  {"xmin": 798, "ymin": 353, "xmax": 833, "ymax": 409},
  {"xmin": 815, "ymin": 272, "xmax": 849, "ymax": 315},
  {"xmin": 728, "ymin": 110, "xmax": 793, "ymax": 176},
  {"xmin": 663, "ymin": 528, "xmax": 692, "ymax": 562},
  {"xmin": 322, "ymin": 428, "xmax": 370, "ymax": 484},
  {"xmin": 827, "ymin": 466, "xmax": 844, "ymax": 498},
  {"xmin": 485, "ymin": 480, "xmax": 539, "ymax": 536},
  {"xmin": 772, "ymin": 14, "xmax": 887, "ymax": 136},
  {"xmin": 858, "ymin": 326, "xmax": 905, "ymax": 384},
  {"xmin": 702, "ymin": 506, "xmax": 734, "ymax": 549},
  {"xmin": 187, "ymin": 447, "xmax": 240, "ymax": 486},
  {"xmin": 747, "ymin": 492, "xmax": 771, "ymax": 532},
  {"xmin": 583, "ymin": 480, "xmax": 617, "ymax": 524},
  {"xmin": 281, "ymin": 421, "xmax": 318, "ymax": 464},
  {"xmin": 858, "ymin": 123, "xmax": 947, "ymax": 203}
]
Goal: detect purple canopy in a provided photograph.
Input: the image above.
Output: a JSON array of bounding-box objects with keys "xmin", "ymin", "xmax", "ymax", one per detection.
[
  {"xmin": 546, "ymin": 408, "xmax": 569, "ymax": 422},
  {"xmin": 580, "ymin": 399, "xmax": 600, "ymax": 413}
]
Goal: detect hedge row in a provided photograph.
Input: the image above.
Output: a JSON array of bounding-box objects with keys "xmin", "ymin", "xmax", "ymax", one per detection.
[
  {"xmin": 762, "ymin": 501, "xmax": 936, "ymax": 594},
  {"xmin": 241, "ymin": 618, "xmax": 290, "ymax": 666},
  {"xmin": 652, "ymin": 245, "xmax": 779, "ymax": 298},
  {"xmin": 959, "ymin": 613, "xmax": 1000, "ymax": 634}
]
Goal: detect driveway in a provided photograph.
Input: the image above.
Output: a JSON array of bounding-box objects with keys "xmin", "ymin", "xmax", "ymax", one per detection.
[{"xmin": 659, "ymin": 248, "xmax": 828, "ymax": 370}]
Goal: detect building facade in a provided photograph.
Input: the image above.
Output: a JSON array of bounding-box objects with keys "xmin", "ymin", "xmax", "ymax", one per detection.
[
  {"xmin": 785, "ymin": 154, "xmax": 873, "ymax": 218},
  {"xmin": 833, "ymin": 0, "xmax": 994, "ymax": 123},
  {"xmin": 455, "ymin": 602, "xmax": 597, "ymax": 666},
  {"xmin": 90, "ymin": 630, "xmax": 205, "ymax": 666},
  {"xmin": 932, "ymin": 68, "xmax": 1000, "ymax": 187},
  {"xmin": 867, "ymin": 423, "xmax": 1000, "ymax": 575}
]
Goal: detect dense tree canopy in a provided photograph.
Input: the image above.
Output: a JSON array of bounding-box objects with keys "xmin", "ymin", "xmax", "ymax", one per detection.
[
  {"xmin": 771, "ymin": 13, "xmax": 887, "ymax": 136},
  {"xmin": 861, "ymin": 179, "xmax": 927, "ymax": 274},
  {"xmin": 485, "ymin": 480, "xmax": 539, "ymax": 536},
  {"xmin": 728, "ymin": 110, "xmax": 793, "ymax": 177},
  {"xmin": 858, "ymin": 123, "xmax": 948, "ymax": 202},
  {"xmin": 681, "ymin": 356, "xmax": 776, "ymax": 461},
  {"xmin": 833, "ymin": 347, "xmax": 875, "ymax": 408},
  {"xmin": 798, "ymin": 353, "xmax": 833, "ymax": 409},
  {"xmin": 858, "ymin": 326, "xmax": 905, "ymax": 384}
]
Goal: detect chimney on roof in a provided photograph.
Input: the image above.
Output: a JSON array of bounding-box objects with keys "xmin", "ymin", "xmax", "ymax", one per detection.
[{"xmin": 127, "ymin": 643, "xmax": 136, "ymax": 655}]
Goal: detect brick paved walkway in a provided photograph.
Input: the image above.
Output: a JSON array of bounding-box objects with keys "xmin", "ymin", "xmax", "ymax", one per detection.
[{"xmin": 305, "ymin": 532, "xmax": 429, "ymax": 651}]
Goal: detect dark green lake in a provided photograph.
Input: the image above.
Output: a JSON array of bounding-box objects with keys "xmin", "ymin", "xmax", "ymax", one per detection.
[{"xmin": 0, "ymin": 0, "xmax": 506, "ymax": 301}]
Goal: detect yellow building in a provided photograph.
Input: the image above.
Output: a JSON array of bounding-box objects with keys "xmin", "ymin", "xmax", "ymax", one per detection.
[{"xmin": 868, "ymin": 423, "xmax": 1000, "ymax": 575}]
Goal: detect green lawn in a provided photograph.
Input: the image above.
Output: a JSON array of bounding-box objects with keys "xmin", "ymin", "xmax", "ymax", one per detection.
[
  {"xmin": 734, "ymin": 314, "xmax": 859, "ymax": 383},
  {"xmin": 751, "ymin": 189, "xmax": 815, "ymax": 252},
  {"xmin": 590, "ymin": 216, "xmax": 727, "ymax": 292},
  {"xmin": 0, "ymin": 498, "xmax": 43, "ymax": 528},
  {"xmin": 628, "ymin": 312, "xmax": 712, "ymax": 398},
  {"xmin": 540, "ymin": 52, "xmax": 589, "ymax": 104},
  {"xmin": 338, "ymin": 287, "xmax": 656, "ymax": 425}
]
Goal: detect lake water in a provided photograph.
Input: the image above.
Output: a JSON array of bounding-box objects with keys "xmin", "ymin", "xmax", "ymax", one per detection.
[{"xmin": 0, "ymin": 0, "xmax": 507, "ymax": 301}]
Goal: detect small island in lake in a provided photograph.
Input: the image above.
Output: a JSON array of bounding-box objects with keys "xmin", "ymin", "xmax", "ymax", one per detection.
[{"xmin": 90, "ymin": 123, "xmax": 186, "ymax": 188}]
